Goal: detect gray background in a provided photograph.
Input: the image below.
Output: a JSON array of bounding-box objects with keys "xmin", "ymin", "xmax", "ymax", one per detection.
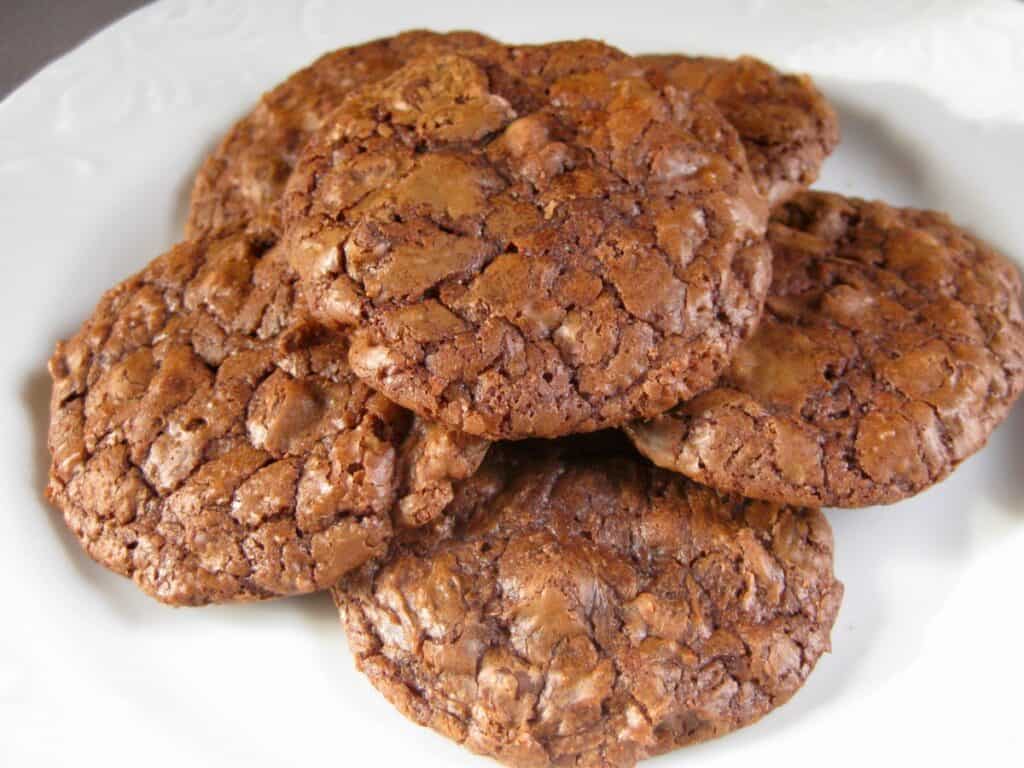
[{"xmin": 1, "ymin": 0, "xmax": 151, "ymax": 99}]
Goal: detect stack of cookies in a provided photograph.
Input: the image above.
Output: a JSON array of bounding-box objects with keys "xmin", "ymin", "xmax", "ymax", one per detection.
[{"xmin": 45, "ymin": 30, "xmax": 1024, "ymax": 768}]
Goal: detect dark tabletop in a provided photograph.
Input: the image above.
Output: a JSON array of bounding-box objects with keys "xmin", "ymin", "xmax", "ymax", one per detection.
[{"xmin": 1, "ymin": 0, "xmax": 151, "ymax": 100}]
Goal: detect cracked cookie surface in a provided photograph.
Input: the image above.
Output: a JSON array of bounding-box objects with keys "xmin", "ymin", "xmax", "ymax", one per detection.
[
  {"xmin": 186, "ymin": 29, "xmax": 497, "ymax": 239},
  {"xmin": 628, "ymin": 191, "xmax": 1024, "ymax": 507},
  {"xmin": 285, "ymin": 42, "xmax": 771, "ymax": 439},
  {"xmin": 46, "ymin": 233, "xmax": 488, "ymax": 606},
  {"xmin": 334, "ymin": 444, "xmax": 842, "ymax": 768},
  {"xmin": 641, "ymin": 54, "xmax": 840, "ymax": 205}
]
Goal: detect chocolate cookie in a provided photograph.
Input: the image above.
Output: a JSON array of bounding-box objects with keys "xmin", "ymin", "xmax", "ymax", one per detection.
[
  {"xmin": 335, "ymin": 446, "xmax": 842, "ymax": 768},
  {"xmin": 46, "ymin": 234, "xmax": 488, "ymax": 606},
  {"xmin": 641, "ymin": 54, "xmax": 840, "ymax": 204},
  {"xmin": 185, "ymin": 30, "xmax": 497, "ymax": 238},
  {"xmin": 285, "ymin": 42, "xmax": 771, "ymax": 440},
  {"xmin": 628, "ymin": 191, "xmax": 1024, "ymax": 507}
]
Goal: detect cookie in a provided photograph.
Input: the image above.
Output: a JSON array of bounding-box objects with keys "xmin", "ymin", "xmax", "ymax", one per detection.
[
  {"xmin": 46, "ymin": 233, "xmax": 489, "ymax": 606},
  {"xmin": 185, "ymin": 30, "xmax": 497, "ymax": 239},
  {"xmin": 285, "ymin": 42, "xmax": 772, "ymax": 440},
  {"xmin": 641, "ymin": 54, "xmax": 839, "ymax": 204},
  {"xmin": 335, "ymin": 445, "xmax": 842, "ymax": 768},
  {"xmin": 628, "ymin": 191, "xmax": 1024, "ymax": 507}
]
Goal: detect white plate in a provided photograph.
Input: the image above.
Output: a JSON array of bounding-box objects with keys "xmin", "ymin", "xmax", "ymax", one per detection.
[{"xmin": 2, "ymin": 1, "xmax": 1023, "ymax": 766}]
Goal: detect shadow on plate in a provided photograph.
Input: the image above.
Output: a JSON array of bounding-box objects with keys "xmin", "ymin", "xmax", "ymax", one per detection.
[
  {"xmin": 22, "ymin": 366, "xmax": 145, "ymax": 620},
  {"xmin": 171, "ymin": 130, "xmax": 223, "ymax": 235},
  {"xmin": 173, "ymin": 162, "xmax": 196, "ymax": 236},
  {"xmin": 991, "ymin": 404, "xmax": 1024, "ymax": 515},
  {"xmin": 817, "ymin": 84, "xmax": 931, "ymax": 203}
]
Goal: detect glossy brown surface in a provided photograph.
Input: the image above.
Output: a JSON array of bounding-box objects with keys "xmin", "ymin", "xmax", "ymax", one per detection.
[
  {"xmin": 629, "ymin": 191, "xmax": 1024, "ymax": 507},
  {"xmin": 641, "ymin": 54, "xmax": 840, "ymax": 204},
  {"xmin": 336, "ymin": 445, "xmax": 842, "ymax": 767},
  {"xmin": 186, "ymin": 30, "xmax": 497, "ymax": 239},
  {"xmin": 46, "ymin": 233, "xmax": 488, "ymax": 605},
  {"xmin": 285, "ymin": 42, "xmax": 771, "ymax": 439}
]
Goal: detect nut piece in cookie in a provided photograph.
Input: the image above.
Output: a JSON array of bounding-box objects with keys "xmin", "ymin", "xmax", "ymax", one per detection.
[
  {"xmin": 628, "ymin": 190, "xmax": 1024, "ymax": 507},
  {"xmin": 285, "ymin": 42, "xmax": 771, "ymax": 440},
  {"xmin": 335, "ymin": 446, "xmax": 842, "ymax": 768},
  {"xmin": 46, "ymin": 233, "xmax": 488, "ymax": 606},
  {"xmin": 186, "ymin": 30, "xmax": 498, "ymax": 239},
  {"xmin": 641, "ymin": 54, "xmax": 840, "ymax": 205}
]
